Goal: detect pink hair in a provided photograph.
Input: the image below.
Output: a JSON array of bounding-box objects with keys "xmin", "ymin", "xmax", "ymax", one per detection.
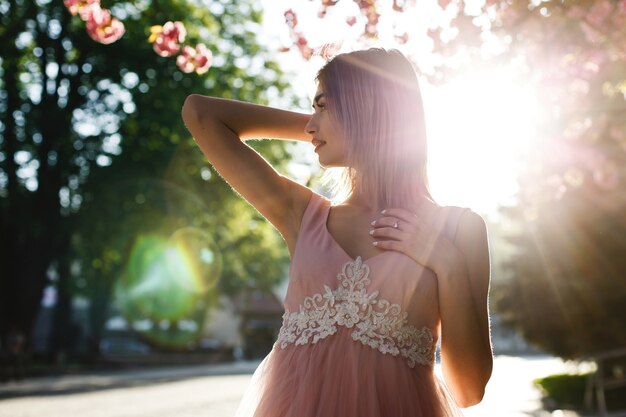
[{"xmin": 316, "ymin": 47, "xmax": 436, "ymax": 211}]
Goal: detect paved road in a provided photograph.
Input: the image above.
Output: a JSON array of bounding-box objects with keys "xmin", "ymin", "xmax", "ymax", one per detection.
[{"xmin": 0, "ymin": 355, "xmax": 587, "ymax": 417}]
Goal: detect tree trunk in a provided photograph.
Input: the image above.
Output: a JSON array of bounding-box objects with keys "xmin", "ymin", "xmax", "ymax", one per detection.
[{"xmin": 48, "ymin": 241, "xmax": 73, "ymax": 367}]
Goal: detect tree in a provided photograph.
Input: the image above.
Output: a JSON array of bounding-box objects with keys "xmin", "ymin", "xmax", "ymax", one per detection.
[
  {"xmin": 0, "ymin": 0, "xmax": 297, "ymax": 362},
  {"xmin": 429, "ymin": 0, "xmax": 626, "ymax": 359}
]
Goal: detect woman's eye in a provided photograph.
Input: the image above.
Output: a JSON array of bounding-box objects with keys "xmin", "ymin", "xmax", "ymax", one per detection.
[{"xmin": 312, "ymin": 103, "xmax": 326, "ymax": 113}]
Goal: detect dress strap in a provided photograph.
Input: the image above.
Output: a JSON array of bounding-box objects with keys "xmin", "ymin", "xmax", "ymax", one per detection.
[
  {"xmin": 298, "ymin": 190, "xmax": 329, "ymax": 235},
  {"xmin": 442, "ymin": 206, "xmax": 470, "ymax": 243}
]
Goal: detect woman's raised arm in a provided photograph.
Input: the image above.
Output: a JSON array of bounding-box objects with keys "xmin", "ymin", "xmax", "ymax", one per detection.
[{"xmin": 181, "ymin": 95, "xmax": 314, "ymax": 253}]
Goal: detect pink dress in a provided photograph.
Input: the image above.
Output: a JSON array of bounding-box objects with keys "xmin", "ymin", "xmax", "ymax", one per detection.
[{"xmin": 234, "ymin": 191, "xmax": 468, "ymax": 417}]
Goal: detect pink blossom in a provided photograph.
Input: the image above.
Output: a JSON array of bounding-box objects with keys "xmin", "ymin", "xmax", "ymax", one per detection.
[
  {"xmin": 283, "ymin": 9, "xmax": 314, "ymax": 60},
  {"xmin": 295, "ymin": 35, "xmax": 314, "ymax": 59},
  {"xmin": 346, "ymin": 16, "xmax": 357, "ymax": 26},
  {"xmin": 348, "ymin": 2, "xmax": 381, "ymax": 38},
  {"xmin": 438, "ymin": 0, "xmax": 452, "ymax": 9},
  {"xmin": 611, "ymin": 12, "xmax": 626, "ymax": 28},
  {"xmin": 561, "ymin": 50, "xmax": 607, "ymax": 80},
  {"xmin": 149, "ymin": 21, "xmax": 187, "ymax": 57},
  {"xmin": 85, "ymin": 5, "xmax": 125, "ymax": 44},
  {"xmin": 585, "ymin": 0, "xmax": 613, "ymax": 27},
  {"xmin": 176, "ymin": 46, "xmax": 196, "ymax": 73},
  {"xmin": 392, "ymin": 0, "xmax": 415, "ymax": 12},
  {"xmin": 193, "ymin": 44, "xmax": 212, "ymax": 74},
  {"xmin": 313, "ymin": 42, "xmax": 342, "ymax": 61},
  {"xmin": 498, "ymin": 4, "xmax": 521, "ymax": 26},
  {"xmin": 565, "ymin": 5, "xmax": 586, "ymax": 19},
  {"xmin": 427, "ymin": 28, "xmax": 441, "ymax": 40},
  {"xmin": 362, "ymin": 8, "xmax": 380, "ymax": 38},
  {"xmin": 609, "ymin": 126, "xmax": 624, "ymax": 141},
  {"xmin": 356, "ymin": 0, "xmax": 375, "ymax": 11},
  {"xmin": 579, "ymin": 21, "xmax": 605, "ymax": 45},
  {"xmin": 176, "ymin": 44, "xmax": 213, "ymax": 75},
  {"xmin": 395, "ymin": 32, "xmax": 409, "ymax": 44},
  {"xmin": 318, "ymin": 0, "xmax": 339, "ymax": 17},
  {"xmin": 64, "ymin": 0, "xmax": 99, "ymax": 20},
  {"xmin": 367, "ymin": 9, "xmax": 379, "ymax": 24},
  {"xmin": 284, "ymin": 9, "xmax": 298, "ymax": 29},
  {"xmin": 593, "ymin": 163, "xmax": 619, "ymax": 190}
]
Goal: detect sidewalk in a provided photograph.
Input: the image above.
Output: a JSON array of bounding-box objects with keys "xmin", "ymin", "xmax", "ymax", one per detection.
[
  {"xmin": 0, "ymin": 360, "xmax": 262, "ymax": 399},
  {"xmin": 0, "ymin": 355, "xmax": 601, "ymax": 417}
]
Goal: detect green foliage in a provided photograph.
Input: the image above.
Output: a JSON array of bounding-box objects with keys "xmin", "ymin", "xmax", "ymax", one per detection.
[
  {"xmin": 491, "ymin": 176, "xmax": 626, "ymax": 358},
  {"xmin": 0, "ymin": 0, "xmax": 299, "ymax": 354},
  {"xmin": 534, "ymin": 373, "xmax": 591, "ymax": 410},
  {"xmin": 535, "ymin": 372, "xmax": 626, "ymax": 412},
  {"xmin": 72, "ymin": 0, "xmax": 296, "ymax": 347}
]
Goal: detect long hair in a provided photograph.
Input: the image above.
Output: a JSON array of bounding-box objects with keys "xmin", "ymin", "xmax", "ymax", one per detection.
[{"xmin": 316, "ymin": 47, "xmax": 436, "ymax": 211}]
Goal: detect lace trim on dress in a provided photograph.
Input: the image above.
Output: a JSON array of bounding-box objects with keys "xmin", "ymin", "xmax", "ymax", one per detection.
[{"xmin": 275, "ymin": 256, "xmax": 436, "ymax": 368}]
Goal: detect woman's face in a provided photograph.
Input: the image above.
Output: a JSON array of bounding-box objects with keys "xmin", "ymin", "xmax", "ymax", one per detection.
[{"xmin": 304, "ymin": 85, "xmax": 348, "ymax": 168}]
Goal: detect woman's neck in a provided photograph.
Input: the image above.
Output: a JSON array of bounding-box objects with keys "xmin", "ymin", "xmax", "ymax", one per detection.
[
  {"xmin": 342, "ymin": 193, "xmax": 380, "ymax": 210},
  {"xmin": 342, "ymin": 191, "xmax": 435, "ymax": 213}
]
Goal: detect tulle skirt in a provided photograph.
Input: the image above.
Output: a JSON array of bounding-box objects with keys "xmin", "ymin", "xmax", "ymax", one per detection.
[{"xmin": 234, "ymin": 327, "xmax": 463, "ymax": 417}]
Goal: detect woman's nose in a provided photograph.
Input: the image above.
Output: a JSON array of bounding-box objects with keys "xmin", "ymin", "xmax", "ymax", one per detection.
[{"xmin": 305, "ymin": 115, "xmax": 317, "ymax": 135}]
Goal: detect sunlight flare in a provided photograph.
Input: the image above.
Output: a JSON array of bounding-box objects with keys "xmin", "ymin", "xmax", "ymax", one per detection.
[{"xmin": 424, "ymin": 66, "xmax": 541, "ymax": 214}]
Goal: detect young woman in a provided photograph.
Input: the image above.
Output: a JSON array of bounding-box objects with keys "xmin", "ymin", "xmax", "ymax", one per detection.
[{"xmin": 182, "ymin": 47, "xmax": 493, "ymax": 417}]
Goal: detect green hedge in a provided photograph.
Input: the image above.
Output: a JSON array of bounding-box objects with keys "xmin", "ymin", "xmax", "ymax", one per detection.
[
  {"xmin": 534, "ymin": 373, "xmax": 590, "ymax": 410},
  {"xmin": 535, "ymin": 372, "xmax": 626, "ymax": 412}
]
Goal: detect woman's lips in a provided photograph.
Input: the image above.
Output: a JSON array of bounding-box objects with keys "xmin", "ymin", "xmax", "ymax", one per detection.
[{"xmin": 312, "ymin": 140, "xmax": 326, "ymax": 152}]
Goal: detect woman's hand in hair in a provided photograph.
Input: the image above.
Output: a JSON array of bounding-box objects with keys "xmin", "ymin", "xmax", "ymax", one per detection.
[{"xmin": 369, "ymin": 207, "xmax": 456, "ymax": 274}]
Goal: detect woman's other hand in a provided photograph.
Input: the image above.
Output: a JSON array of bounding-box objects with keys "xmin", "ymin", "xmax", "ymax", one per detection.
[{"xmin": 369, "ymin": 207, "xmax": 456, "ymax": 273}]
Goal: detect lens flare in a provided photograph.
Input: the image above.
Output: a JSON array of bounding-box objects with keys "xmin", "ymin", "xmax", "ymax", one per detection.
[
  {"xmin": 166, "ymin": 226, "xmax": 222, "ymax": 293},
  {"xmin": 115, "ymin": 230, "xmax": 222, "ymax": 348},
  {"xmin": 108, "ymin": 175, "xmax": 224, "ymax": 348}
]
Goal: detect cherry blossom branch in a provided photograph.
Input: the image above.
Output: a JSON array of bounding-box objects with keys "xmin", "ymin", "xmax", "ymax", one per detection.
[{"xmin": 63, "ymin": 1, "xmax": 212, "ymax": 75}]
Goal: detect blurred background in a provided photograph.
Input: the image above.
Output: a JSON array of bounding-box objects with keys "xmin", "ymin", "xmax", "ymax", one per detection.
[{"xmin": 1, "ymin": 0, "xmax": 625, "ymax": 416}]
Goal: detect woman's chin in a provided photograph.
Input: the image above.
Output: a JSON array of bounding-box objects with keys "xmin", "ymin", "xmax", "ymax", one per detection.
[
  {"xmin": 316, "ymin": 156, "xmax": 333, "ymax": 168},
  {"xmin": 315, "ymin": 153, "xmax": 347, "ymax": 169}
]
